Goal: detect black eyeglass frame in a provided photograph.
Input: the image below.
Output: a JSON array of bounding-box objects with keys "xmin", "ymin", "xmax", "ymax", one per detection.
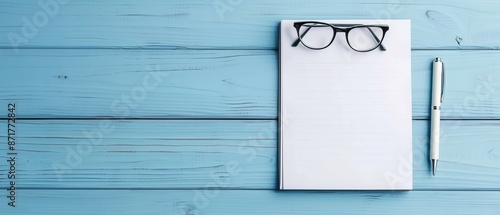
[{"xmin": 292, "ymin": 21, "xmax": 390, "ymax": 52}]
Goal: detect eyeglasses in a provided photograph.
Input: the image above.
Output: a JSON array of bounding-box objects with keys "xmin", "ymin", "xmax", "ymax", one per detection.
[{"xmin": 292, "ymin": 21, "xmax": 389, "ymax": 52}]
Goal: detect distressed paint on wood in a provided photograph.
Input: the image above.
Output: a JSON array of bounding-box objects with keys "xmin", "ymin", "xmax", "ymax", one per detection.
[
  {"xmin": 1, "ymin": 120, "xmax": 500, "ymax": 190},
  {"xmin": 0, "ymin": 50, "xmax": 277, "ymax": 118},
  {"xmin": 1, "ymin": 0, "xmax": 499, "ymax": 214},
  {"xmin": 1, "ymin": 50, "xmax": 500, "ymax": 119},
  {"xmin": 2, "ymin": 0, "xmax": 500, "ymax": 49},
  {"xmin": 0, "ymin": 190, "xmax": 499, "ymax": 214}
]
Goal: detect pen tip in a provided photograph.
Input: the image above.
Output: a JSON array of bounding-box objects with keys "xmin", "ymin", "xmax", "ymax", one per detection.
[{"xmin": 431, "ymin": 159, "xmax": 438, "ymax": 176}]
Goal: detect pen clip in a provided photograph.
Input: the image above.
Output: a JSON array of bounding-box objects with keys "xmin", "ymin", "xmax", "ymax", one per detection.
[{"xmin": 440, "ymin": 61, "xmax": 445, "ymax": 103}]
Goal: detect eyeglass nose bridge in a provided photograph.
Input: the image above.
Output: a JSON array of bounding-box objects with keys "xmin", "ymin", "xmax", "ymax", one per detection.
[{"xmin": 329, "ymin": 27, "xmax": 357, "ymax": 51}]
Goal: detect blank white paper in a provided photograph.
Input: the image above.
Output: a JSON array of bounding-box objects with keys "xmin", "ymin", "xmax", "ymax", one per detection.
[{"xmin": 279, "ymin": 20, "xmax": 412, "ymax": 190}]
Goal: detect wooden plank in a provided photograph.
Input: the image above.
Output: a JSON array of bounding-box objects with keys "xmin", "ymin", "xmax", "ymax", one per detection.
[
  {"xmin": 1, "ymin": 120, "xmax": 500, "ymax": 190},
  {"xmin": 1, "ymin": 0, "xmax": 500, "ymax": 49},
  {"xmin": 1, "ymin": 190, "xmax": 499, "ymax": 214},
  {"xmin": 0, "ymin": 49, "xmax": 277, "ymax": 118},
  {"xmin": 0, "ymin": 120, "xmax": 277, "ymax": 189},
  {"xmin": 1, "ymin": 49, "xmax": 500, "ymax": 119}
]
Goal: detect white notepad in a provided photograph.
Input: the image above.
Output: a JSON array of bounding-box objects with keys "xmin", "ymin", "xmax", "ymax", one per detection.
[{"xmin": 279, "ymin": 20, "xmax": 412, "ymax": 190}]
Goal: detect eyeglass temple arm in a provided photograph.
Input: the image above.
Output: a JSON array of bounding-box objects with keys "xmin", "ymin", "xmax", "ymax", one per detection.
[
  {"xmin": 291, "ymin": 24, "xmax": 387, "ymax": 51},
  {"xmin": 291, "ymin": 25, "xmax": 312, "ymax": 47},
  {"xmin": 367, "ymin": 27, "xmax": 386, "ymax": 51}
]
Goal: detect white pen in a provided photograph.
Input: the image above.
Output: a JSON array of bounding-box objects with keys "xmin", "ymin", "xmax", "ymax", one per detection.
[{"xmin": 430, "ymin": 57, "xmax": 444, "ymax": 176}]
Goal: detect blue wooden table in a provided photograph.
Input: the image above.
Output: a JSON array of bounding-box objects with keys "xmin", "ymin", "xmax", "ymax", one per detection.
[{"xmin": 1, "ymin": 0, "xmax": 500, "ymax": 214}]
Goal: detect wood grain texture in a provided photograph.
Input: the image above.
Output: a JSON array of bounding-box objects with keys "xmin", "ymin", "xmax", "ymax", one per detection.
[
  {"xmin": 1, "ymin": 0, "xmax": 499, "ymax": 214},
  {"xmin": 1, "ymin": 50, "xmax": 500, "ymax": 119},
  {"xmin": 0, "ymin": 50, "xmax": 277, "ymax": 118},
  {"xmin": 1, "ymin": 120, "xmax": 500, "ymax": 190},
  {"xmin": 0, "ymin": 190, "xmax": 499, "ymax": 214},
  {"xmin": 1, "ymin": 0, "xmax": 500, "ymax": 50}
]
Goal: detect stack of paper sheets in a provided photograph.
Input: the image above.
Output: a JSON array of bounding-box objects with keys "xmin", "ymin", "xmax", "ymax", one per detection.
[{"xmin": 279, "ymin": 20, "xmax": 412, "ymax": 190}]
